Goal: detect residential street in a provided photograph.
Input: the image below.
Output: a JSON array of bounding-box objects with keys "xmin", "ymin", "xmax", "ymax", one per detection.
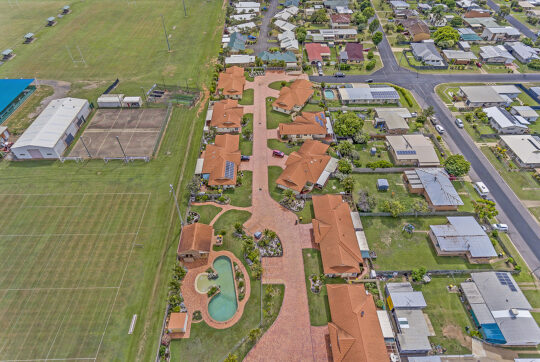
[
  {"xmin": 309, "ymin": 32, "xmax": 540, "ymax": 277},
  {"xmin": 250, "ymin": 0, "xmax": 280, "ymax": 54},
  {"xmin": 486, "ymin": 0, "xmax": 537, "ymax": 40}
]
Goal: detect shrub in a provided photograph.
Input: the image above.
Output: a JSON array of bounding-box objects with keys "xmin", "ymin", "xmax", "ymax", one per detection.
[
  {"xmin": 338, "ymin": 159, "xmax": 353, "ymax": 173},
  {"xmin": 365, "ymin": 160, "xmax": 392, "ymax": 169},
  {"xmin": 366, "ymin": 59, "xmax": 376, "ymax": 70}
]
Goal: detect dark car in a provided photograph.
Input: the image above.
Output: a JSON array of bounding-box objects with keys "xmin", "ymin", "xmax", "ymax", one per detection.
[
  {"xmin": 241, "ymin": 155, "xmax": 250, "ymax": 161},
  {"xmin": 272, "ymin": 150, "xmax": 285, "ymax": 157},
  {"xmin": 430, "ymin": 117, "xmax": 438, "ymax": 125},
  {"xmin": 334, "ymin": 72, "xmax": 345, "ymax": 77},
  {"xmin": 366, "ymin": 79, "xmax": 373, "ymax": 83}
]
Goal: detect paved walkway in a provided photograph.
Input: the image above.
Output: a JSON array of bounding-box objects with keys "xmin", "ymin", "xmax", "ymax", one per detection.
[
  {"xmin": 190, "ymin": 202, "xmax": 253, "ymax": 226},
  {"xmin": 237, "ymin": 72, "xmax": 328, "ymax": 361}
]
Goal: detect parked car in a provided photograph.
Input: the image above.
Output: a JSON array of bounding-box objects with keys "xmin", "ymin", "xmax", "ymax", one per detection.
[
  {"xmin": 318, "ymin": 69, "xmax": 324, "ymax": 76},
  {"xmin": 473, "ymin": 181, "xmax": 490, "ymax": 198},
  {"xmin": 435, "ymin": 124, "xmax": 445, "ymax": 134},
  {"xmin": 272, "ymin": 150, "xmax": 285, "ymax": 157},
  {"xmin": 366, "ymin": 79, "xmax": 373, "ymax": 83},
  {"xmin": 430, "ymin": 117, "xmax": 438, "ymax": 125},
  {"xmin": 241, "ymin": 155, "xmax": 250, "ymax": 161},
  {"xmin": 476, "ymin": 62, "xmax": 482, "ymax": 68},
  {"xmin": 334, "ymin": 72, "xmax": 345, "ymax": 77},
  {"xmin": 492, "ymin": 223, "xmax": 509, "ymax": 232},
  {"xmin": 455, "ymin": 118, "xmax": 464, "ymax": 128},
  {"xmin": 410, "ymin": 112, "xmax": 417, "ymax": 117}
]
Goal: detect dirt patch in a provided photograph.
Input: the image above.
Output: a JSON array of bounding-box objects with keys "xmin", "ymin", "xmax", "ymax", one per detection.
[
  {"xmin": 196, "ymin": 87, "xmax": 210, "ymax": 117},
  {"xmin": 381, "ymin": 234, "xmax": 392, "ymax": 247},
  {"xmin": 443, "ymin": 324, "xmax": 471, "ymax": 349}
]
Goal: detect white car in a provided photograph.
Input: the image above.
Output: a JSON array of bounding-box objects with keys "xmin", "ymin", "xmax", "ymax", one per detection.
[
  {"xmin": 473, "ymin": 181, "xmax": 490, "ymax": 198},
  {"xmin": 492, "ymin": 223, "xmax": 509, "ymax": 232},
  {"xmin": 435, "ymin": 125, "xmax": 445, "ymax": 134},
  {"xmin": 455, "ymin": 118, "xmax": 464, "ymax": 128}
]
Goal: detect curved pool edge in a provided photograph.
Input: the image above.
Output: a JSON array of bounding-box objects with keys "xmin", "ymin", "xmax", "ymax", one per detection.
[{"xmin": 194, "ymin": 272, "xmax": 212, "ymax": 294}]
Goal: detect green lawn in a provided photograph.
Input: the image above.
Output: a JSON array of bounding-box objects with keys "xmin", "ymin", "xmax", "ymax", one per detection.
[
  {"xmin": 268, "ymin": 81, "xmax": 289, "ymax": 90},
  {"xmin": 530, "ymin": 207, "xmax": 540, "ymax": 223},
  {"xmin": 239, "ymin": 88, "xmax": 254, "ymax": 106},
  {"xmin": 212, "ymin": 210, "xmax": 252, "ymax": 254},
  {"xmin": 224, "ymin": 171, "xmax": 253, "ymax": 207},
  {"xmin": 267, "ymin": 139, "xmax": 300, "ymax": 155},
  {"xmin": 353, "ymin": 141, "xmax": 392, "ymax": 167},
  {"xmin": 266, "ymin": 97, "xmax": 292, "ymax": 129},
  {"xmin": 302, "ymin": 103, "xmax": 324, "ymax": 112},
  {"xmin": 268, "ymin": 166, "xmax": 285, "ymax": 203},
  {"xmin": 481, "ymin": 146, "xmax": 540, "ymax": 201},
  {"xmin": 296, "ymin": 200, "xmax": 315, "ymax": 224},
  {"xmin": 363, "ymin": 217, "xmax": 509, "ymax": 271},
  {"xmin": 415, "ymin": 276, "xmax": 474, "ymax": 355},
  {"xmin": 240, "ymin": 137, "xmax": 253, "ymax": 156},
  {"xmin": 302, "ymin": 249, "xmax": 346, "ymax": 326},
  {"xmin": 4, "ymin": 85, "xmax": 54, "ymax": 135},
  {"xmin": 190, "ymin": 204, "xmax": 222, "ymax": 224}
]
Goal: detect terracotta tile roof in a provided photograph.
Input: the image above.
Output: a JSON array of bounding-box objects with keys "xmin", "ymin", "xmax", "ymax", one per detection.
[
  {"xmin": 210, "ymin": 99, "xmax": 244, "ymax": 129},
  {"xmin": 276, "ymin": 140, "xmax": 330, "ymax": 192},
  {"xmin": 272, "ymin": 79, "xmax": 314, "ymax": 111},
  {"xmin": 178, "ymin": 223, "xmax": 214, "ymax": 254},
  {"xmin": 312, "ymin": 194, "xmax": 363, "ymax": 275},
  {"xmin": 398, "ymin": 18, "xmax": 430, "ymax": 36},
  {"xmin": 330, "ymin": 13, "xmax": 351, "ymax": 24},
  {"xmin": 278, "ymin": 111, "xmax": 326, "ymax": 136},
  {"xmin": 464, "ymin": 10, "xmax": 491, "ymax": 18},
  {"xmin": 168, "ymin": 312, "xmax": 188, "ymax": 331},
  {"xmin": 202, "ymin": 134, "xmax": 241, "ymax": 186},
  {"xmin": 327, "ymin": 284, "xmax": 389, "ymax": 362},
  {"xmin": 305, "ymin": 43, "xmax": 331, "ymax": 62},
  {"xmin": 217, "ymin": 66, "xmax": 246, "ymax": 97},
  {"xmin": 344, "ymin": 43, "xmax": 364, "ymax": 62}
]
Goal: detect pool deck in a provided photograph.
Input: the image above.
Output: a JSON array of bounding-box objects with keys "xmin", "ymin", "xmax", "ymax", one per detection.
[{"xmin": 180, "ymin": 250, "xmax": 251, "ymax": 334}]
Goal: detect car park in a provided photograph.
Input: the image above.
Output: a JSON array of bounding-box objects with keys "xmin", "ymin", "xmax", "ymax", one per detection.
[{"xmin": 435, "ymin": 125, "xmax": 445, "ymax": 134}]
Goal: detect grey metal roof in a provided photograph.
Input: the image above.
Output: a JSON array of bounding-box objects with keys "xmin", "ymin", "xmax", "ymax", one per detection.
[
  {"xmin": 415, "ymin": 168, "xmax": 464, "ymax": 206},
  {"xmin": 460, "ymin": 85, "xmax": 506, "ymax": 103},
  {"xmin": 386, "ymin": 282, "xmax": 414, "ymax": 294},
  {"xmin": 408, "ymin": 357, "xmax": 442, "ymax": 362},
  {"xmin": 470, "ymin": 302, "xmax": 496, "ymax": 324},
  {"xmin": 484, "ymin": 106, "xmax": 529, "ymax": 130},
  {"xmin": 505, "ymin": 42, "xmax": 540, "ymax": 62},
  {"xmin": 442, "ymin": 49, "xmax": 477, "ymax": 60},
  {"xmin": 395, "ymin": 309, "xmax": 432, "ymax": 352},
  {"xmin": 411, "ymin": 42, "xmax": 444, "ymax": 62},
  {"xmin": 471, "ymin": 272, "xmax": 532, "ymax": 311},
  {"xmin": 339, "ymin": 86, "xmax": 399, "ymax": 101},
  {"xmin": 387, "ymin": 282, "xmax": 427, "ymax": 308},
  {"xmin": 461, "ymin": 281, "xmax": 485, "ymax": 304},
  {"xmin": 430, "ymin": 216, "xmax": 496, "ymax": 258}
]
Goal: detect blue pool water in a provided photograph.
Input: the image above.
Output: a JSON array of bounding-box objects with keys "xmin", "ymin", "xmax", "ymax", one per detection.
[
  {"xmin": 208, "ymin": 256, "xmax": 238, "ymax": 322},
  {"xmin": 324, "ymin": 89, "xmax": 334, "ymax": 99}
]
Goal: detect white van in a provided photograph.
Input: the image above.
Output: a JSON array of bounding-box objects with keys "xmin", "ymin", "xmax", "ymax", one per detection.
[{"xmin": 473, "ymin": 181, "xmax": 490, "ymax": 198}]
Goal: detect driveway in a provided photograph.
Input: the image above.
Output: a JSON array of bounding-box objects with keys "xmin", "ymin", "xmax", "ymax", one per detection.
[{"xmin": 249, "ymin": 0, "xmax": 280, "ymax": 54}]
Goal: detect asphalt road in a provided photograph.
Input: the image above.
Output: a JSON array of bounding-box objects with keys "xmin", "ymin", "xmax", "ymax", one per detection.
[
  {"xmin": 309, "ymin": 30, "xmax": 540, "ymax": 275},
  {"xmin": 486, "ymin": 0, "xmax": 537, "ymax": 40},
  {"xmin": 249, "ymin": 0, "xmax": 279, "ymax": 54}
]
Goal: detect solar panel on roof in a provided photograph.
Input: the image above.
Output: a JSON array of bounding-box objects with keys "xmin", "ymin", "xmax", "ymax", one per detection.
[
  {"xmin": 371, "ymin": 91, "xmax": 399, "ymax": 99},
  {"xmin": 496, "ymin": 272, "xmax": 518, "ymax": 291},
  {"xmin": 315, "ymin": 114, "xmax": 324, "ymax": 127},
  {"xmin": 396, "ymin": 150, "xmax": 416, "ymax": 155},
  {"xmin": 224, "ymin": 161, "xmax": 235, "ymax": 179}
]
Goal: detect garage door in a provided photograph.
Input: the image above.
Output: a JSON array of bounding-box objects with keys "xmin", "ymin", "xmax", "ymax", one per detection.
[{"xmin": 28, "ymin": 149, "xmax": 43, "ymax": 159}]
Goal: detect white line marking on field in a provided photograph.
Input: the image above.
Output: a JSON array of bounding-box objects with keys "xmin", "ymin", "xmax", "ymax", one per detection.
[
  {"xmin": 93, "ymin": 193, "xmax": 151, "ymax": 360},
  {"xmin": 0, "ymin": 232, "xmax": 137, "ymax": 238},
  {"xmin": 0, "ymin": 192, "xmax": 151, "ymax": 196},
  {"xmin": 0, "ymin": 358, "xmax": 96, "ymax": 361},
  {"xmin": 0, "ymin": 287, "xmax": 119, "ymax": 292}
]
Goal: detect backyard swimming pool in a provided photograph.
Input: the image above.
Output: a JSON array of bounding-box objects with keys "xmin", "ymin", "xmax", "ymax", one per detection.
[
  {"xmin": 207, "ymin": 256, "xmax": 238, "ymax": 322},
  {"xmin": 324, "ymin": 90, "xmax": 334, "ymax": 99}
]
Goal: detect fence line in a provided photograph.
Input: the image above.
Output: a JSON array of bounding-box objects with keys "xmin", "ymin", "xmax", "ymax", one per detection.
[{"xmin": 375, "ymin": 268, "xmax": 520, "ymax": 276}]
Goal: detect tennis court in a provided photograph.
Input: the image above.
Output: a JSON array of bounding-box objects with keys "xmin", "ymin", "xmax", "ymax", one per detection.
[
  {"xmin": 70, "ymin": 107, "xmax": 168, "ymax": 158},
  {"xmin": 0, "ymin": 192, "xmax": 149, "ymax": 360}
]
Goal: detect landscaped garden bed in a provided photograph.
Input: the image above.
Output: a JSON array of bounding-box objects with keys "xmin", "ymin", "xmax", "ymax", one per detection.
[{"xmin": 256, "ymin": 229, "xmax": 283, "ymax": 257}]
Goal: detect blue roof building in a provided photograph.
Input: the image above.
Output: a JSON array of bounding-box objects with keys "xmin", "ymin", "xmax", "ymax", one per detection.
[
  {"xmin": 227, "ymin": 32, "xmax": 247, "ymax": 52},
  {"xmin": 257, "ymin": 51, "xmax": 297, "ymax": 63}
]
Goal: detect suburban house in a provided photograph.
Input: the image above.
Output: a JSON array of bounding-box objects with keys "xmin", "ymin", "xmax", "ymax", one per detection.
[
  {"xmin": 403, "ymin": 168, "xmax": 464, "ymax": 210},
  {"xmin": 225, "ymin": 55, "xmax": 255, "ymax": 66},
  {"xmin": 390, "ymin": 0, "xmax": 410, "ymax": 10},
  {"xmin": 234, "ymin": 1, "xmax": 261, "ymax": 13},
  {"xmin": 177, "ymin": 222, "xmax": 214, "ymax": 262},
  {"xmin": 196, "ymin": 134, "xmax": 241, "ymax": 188},
  {"xmin": 462, "ymin": 272, "xmax": 540, "ymax": 346},
  {"xmin": 228, "ymin": 22, "xmax": 257, "ymax": 34},
  {"xmin": 305, "ymin": 43, "xmax": 331, "ymax": 63},
  {"xmin": 217, "ymin": 66, "xmax": 246, "ymax": 100},
  {"xmin": 258, "ymin": 50, "xmax": 297, "ymax": 68},
  {"xmin": 499, "ymin": 135, "xmax": 540, "ymax": 168},
  {"xmin": 511, "ymin": 106, "xmax": 539, "ymax": 123},
  {"xmin": 385, "ymin": 283, "xmax": 431, "ymax": 354},
  {"xmin": 338, "ymin": 85, "xmax": 400, "ymax": 105},
  {"xmin": 209, "ymin": 99, "xmax": 244, "ymax": 133},
  {"xmin": 410, "ymin": 41, "xmax": 445, "ymax": 67},
  {"xmin": 225, "ymin": 32, "xmax": 247, "ymax": 52},
  {"xmin": 274, "ymin": 19, "xmax": 296, "ymax": 32},
  {"xmin": 312, "ymin": 194, "xmax": 364, "ymax": 278},
  {"xmin": 231, "ymin": 13, "xmax": 256, "ymax": 21},
  {"xmin": 272, "ymin": 79, "xmax": 313, "ymax": 114},
  {"xmin": 330, "ymin": 13, "xmax": 351, "ymax": 28},
  {"xmin": 278, "ymin": 111, "xmax": 328, "ymax": 140},
  {"xmin": 274, "ymin": 6, "xmax": 299, "ymax": 21},
  {"xmin": 459, "ymin": 41, "xmax": 472, "ymax": 51},
  {"xmin": 327, "ymin": 284, "xmax": 388, "ymax": 361},
  {"xmin": 307, "ymin": 28, "xmax": 358, "ymax": 42},
  {"xmin": 276, "ymin": 140, "xmax": 337, "ymax": 193},
  {"xmin": 429, "ymin": 216, "xmax": 497, "ymax": 263},
  {"xmin": 464, "ymin": 9, "xmax": 492, "ymax": 18},
  {"xmin": 459, "ymin": 85, "xmax": 513, "ymax": 107},
  {"xmin": 442, "ymin": 50, "xmax": 477, "ymax": 64},
  {"xmin": 398, "ymin": 19, "xmax": 430, "ymax": 42},
  {"xmin": 374, "ymin": 108, "xmax": 411, "ymax": 134},
  {"xmin": 167, "ymin": 312, "xmax": 189, "ymax": 337},
  {"xmin": 278, "ymin": 31, "xmax": 299, "ymax": 52},
  {"xmin": 395, "ymin": 9, "xmax": 419, "ymax": 19},
  {"xmin": 386, "ymin": 134, "xmax": 440, "ymax": 166},
  {"xmin": 458, "ymin": 28, "xmax": 483, "ymax": 42},
  {"xmin": 340, "ymin": 42, "xmax": 364, "ymax": 63},
  {"xmin": 464, "ymin": 17, "xmax": 500, "ymax": 30},
  {"xmin": 323, "ymin": 0, "xmax": 349, "ymax": 9},
  {"xmin": 484, "ymin": 106, "xmax": 529, "ymax": 134},
  {"xmin": 481, "ymin": 27, "xmax": 521, "ymax": 42},
  {"xmin": 527, "ymin": 8, "xmax": 540, "ymax": 18},
  {"xmin": 504, "ymin": 42, "xmax": 540, "ymax": 63},
  {"xmin": 479, "ymin": 45, "xmax": 516, "ymax": 64}
]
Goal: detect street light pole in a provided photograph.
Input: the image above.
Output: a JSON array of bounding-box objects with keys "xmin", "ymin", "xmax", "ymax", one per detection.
[
  {"xmin": 115, "ymin": 136, "xmax": 128, "ymax": 162},
  {"xmin": 169, "ymin": 184, "xmax": 184, "ymax": 226}
]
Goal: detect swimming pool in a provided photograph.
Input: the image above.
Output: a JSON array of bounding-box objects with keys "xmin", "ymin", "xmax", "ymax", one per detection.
[
  {"xmin": 207, "ymin": 256, "xmax": 238, "ymax": 322},
  {"xmin": 324, "ymin": 90, "xmax": 334, "ymax": 99}
]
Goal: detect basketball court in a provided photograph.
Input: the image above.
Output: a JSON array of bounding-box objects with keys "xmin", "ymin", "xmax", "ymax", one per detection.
[{"xmin": 69, "ymin": 107, "xmax": 168, "ymax": 158}]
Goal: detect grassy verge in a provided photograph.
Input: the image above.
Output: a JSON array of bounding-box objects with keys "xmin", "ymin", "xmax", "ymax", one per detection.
[
  {"xmin": 239, "ymin": 88, "xmax": 254, "ymax": 106},
  {"xmin": 224, "ymin": 171, "xmax": 253, "ymax": 207},
  {"xmin": 267, "ymin": 139, "xmax": 300, "ymax": 155},
  {"xmin": 266, "ymin": 97, "xmax": 292, "ymax": 129},
  {"xmin": 190, "ymin": 204, "xmax": 222, "ymax": 224}
]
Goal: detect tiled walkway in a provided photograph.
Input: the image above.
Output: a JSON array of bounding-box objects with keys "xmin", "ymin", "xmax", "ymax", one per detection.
[{"xmin": 240, "ymin": 72, "xmax": 328, "ymax": 361}]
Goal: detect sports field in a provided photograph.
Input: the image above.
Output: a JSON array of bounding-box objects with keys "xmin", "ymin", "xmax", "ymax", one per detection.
[{"xmin": 0, "ymin": 192, "xmax": 149, "ymax": 360}]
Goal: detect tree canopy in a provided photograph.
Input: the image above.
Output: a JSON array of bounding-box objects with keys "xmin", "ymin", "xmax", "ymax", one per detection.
[
  {"xmin": 368, "ymin": 18, "xmax": 380, "ymax": 33},
  {"xmin": 310, "ymin": 9, "xmax": 328, "ymax": 23},
  {"xmin": 443, "ymin": 154, "xmax": 471, "ymax": 176},
  {"xmin": 372, "ymin": 31, "xmax": 383, "ymax": 45},
  {"xmin": 334, "ymin": 112, "xmax": 363, "ymax": 136},
  {"xmin": 433, "ymin": 26, "xmax": 459, "ymax": 48}
]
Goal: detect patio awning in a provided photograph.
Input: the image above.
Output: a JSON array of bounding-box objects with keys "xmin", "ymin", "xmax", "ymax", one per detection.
[{"xmin": 195, "ymin": 158, "xmax": 204, "ymax": 174}]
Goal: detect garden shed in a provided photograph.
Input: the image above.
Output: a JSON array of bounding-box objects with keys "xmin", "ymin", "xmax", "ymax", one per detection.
[
  {"xmin": 47, "ymin": 17, "xmax": 56, "ymax": 26},
  {"xmin": 377, "ymin": 178, "xmax": 389, "ymax": 191},
  {"xmin": 23, "ymin": 33, "xmax": 35, "ymax": 44}
]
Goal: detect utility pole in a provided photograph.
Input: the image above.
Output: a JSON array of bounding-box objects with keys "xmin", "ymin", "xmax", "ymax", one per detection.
[
  {"xmin": 115, "ymin": 136, "xmax": 128, "ymax": 162},
  {"xmin": 80, "ymin": 137, "xmax": 92, "ymax": 158},
  {"xmin": 182, "ymin": 0, "xmax": 187, "ymax": 17},
  {"xmin": 169, "ymin": 184, "xmax": 184, "ymax": 226},
  {"xmin": 161, "ymin": 15, "xmax": 171, "ymax": 52}
]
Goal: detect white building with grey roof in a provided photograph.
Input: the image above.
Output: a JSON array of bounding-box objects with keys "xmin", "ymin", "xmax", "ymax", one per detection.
[
  {"xmin": 461, "ymin": 272, "xmax": 540, "ymax": 346},
  {"xmin": 404, "ymin": 168, "xmax": 463, "ymax": 210},
  {"xmin": 429, "ymin": 216, "xmax": 497, "ymax": 263},
  {"xmin": 499, "ymin": 135, "xmax": 540, "ymax": 169},
  {"xmin": 338, "ymin": 85, "xmax": 400, "ymax": 105},
  {"xmin": 484, "ymin": 106, "xmax": 529, "ymax": 134},
  {"xmin": 459, "ymin": 85, "xmax": 519, "ymax": 108}
]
